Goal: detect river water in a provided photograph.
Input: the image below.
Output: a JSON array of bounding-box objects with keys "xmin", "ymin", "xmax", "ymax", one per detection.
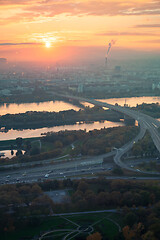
[
  {"xmin": 0, "ymin": 96, "xmax": 160, "ymax": 116},
  {"xmin": 0, "ymin": 101, "xmax": 80, "ymax": 116},
  {"xmin": 0, "ymin": 121, "xmax": 125, "ymax": 141},
  {"xmin": 97, "ymin": 96, "xmax": 160, "ymax": 107},
  {"xmin": 0, "ymin": 96, "xmax": 159, "ymax": 141}
]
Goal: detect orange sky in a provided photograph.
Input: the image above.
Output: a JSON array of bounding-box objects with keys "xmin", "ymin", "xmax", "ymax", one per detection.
[{"xmin": 0, "ymin": 0, "xmax": 160, "ymax": 62}]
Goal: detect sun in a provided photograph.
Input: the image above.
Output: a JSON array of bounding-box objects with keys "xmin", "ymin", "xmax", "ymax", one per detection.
[{"xmin": 45, "ymin": 41, "xmax": 51, "ymax": 48}]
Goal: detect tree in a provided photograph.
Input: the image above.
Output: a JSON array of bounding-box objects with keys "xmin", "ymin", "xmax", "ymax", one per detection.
[
  {"xmin": 25, "ymin": 140, "xmax": 32, "ymax": 151},
  {"xmin": 76, "ymin": 198, "xmax": 88, "ymax": 211},
  {"xmin": 78, "ymin": 180, "xmax": 89, "ymax": 193},
  {"xmin": 124, "ymin": 212, "xmax": 138, "ymax": 227},
  {"xmin": 16, "ymin": 137, "xmax": 23, "ymax": 149},
  {"xmin": 31, "ymin": 184, "xmax": 42, "ymax": 197},
  {"xmin": 132, "ymin": 144, "xmax": 143, "ymax": 157},
  {"xmin": 149, "ymin": 222, "xmax": 160, "ymax": 239},
  {"xmin": 123, "ymin": 223, "xmax": 144, "ymax": 240},
  {"xmin": 86, "ymin": 232, "xmax": 102, "ymax": 240},
  {"xmin": 122, "ymin": 225, "xmax": 136, "ymax": 240},
  {"xmin": 63, "ymin": 178, "xmax": 73, "ymax": 188},
  {"xmin": 96, "ymin": 192, "xmax": 110, "ymax": 206},
  {"xmin": 16, "ymin": 149, "xmax": 22, "ymax": 156},
  {"xmin": 142, "ymin": 231, "xmax": 157, "ymax": 240},
  {"xmin": 72, "ymin": 190, "xmax": 83, "ymax": 203},
  {"xmin": 85, "ymin": 190, "xmax": 96, "ymax": 207}
]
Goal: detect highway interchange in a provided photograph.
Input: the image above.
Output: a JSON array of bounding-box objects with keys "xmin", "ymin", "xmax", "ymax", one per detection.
[
  {"xmin": 61, "ymin": 95, "xmax": 160, "ymax": 172},
  {"xmin": 1, "ymin": 96, "xmax": 160, "ymax": 184}
]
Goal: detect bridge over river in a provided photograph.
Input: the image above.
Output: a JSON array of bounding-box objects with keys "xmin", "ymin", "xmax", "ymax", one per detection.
[{"xmin": 58, "ymin": 94, "xmax": 160, "ymax": 173}]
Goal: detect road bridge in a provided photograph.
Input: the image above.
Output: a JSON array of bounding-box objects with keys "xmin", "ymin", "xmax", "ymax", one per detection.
[{"xmin": 57, "ymin": 94, "xmax": 160, "ymax": 172}]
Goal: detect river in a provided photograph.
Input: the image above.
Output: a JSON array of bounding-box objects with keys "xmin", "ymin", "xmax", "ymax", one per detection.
[
  {"xmin": 0, "ymin": 121, "xmax": 125, "ymax": 141},
  {"xmin": 97, "ymin": 96, "xmax": 160, "ymax": 107},
  {"xmin": 0, "ymin": 96, "xmax": 160, "ymax": 116},
  {"xmin": 0, "ymin": 101, "xmax": 80, "ymax": 116},
  {"xmin": 0, "ymin": 96, "xmax": 159, "ymax": 141}
]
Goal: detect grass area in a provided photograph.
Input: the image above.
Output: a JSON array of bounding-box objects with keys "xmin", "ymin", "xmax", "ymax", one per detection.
[
  {"xmin": 44, "ymin": 232, "xmax": 67, "ymax": 240},
  {"xmin": 2, "ymin": 212, "xmax": 121, "ymax": 240},
  {"xmin": 95, "ymin": 218, "xmax": 119, "ymax": 240},
  {"xmin": 2, "ymin": 216, "xmax": 75, "ymax": 240},
  {"xmin": 68, "ymin": 212, "xmax": 121, "ymax": 224},
  {"xmin": 62, "ymin": 145, "xmax": 73, "ymax": 155},
  {"xmin": 41, "ymin": 141, "xmax": 54, "ymax": 152},
  {"xmin": 68, "ymin": 213, "xmax": 120, "ymax": 240}
]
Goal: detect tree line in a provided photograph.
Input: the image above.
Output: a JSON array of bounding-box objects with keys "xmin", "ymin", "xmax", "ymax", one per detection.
[
  {"xmin": 0, "ymin": 126, "xmax": 139, "ymax": 165},
  {"xmin": 131, "ymin": 131, "xmax": 159, "ymax": 158},
  {"xmin": 133, "ymin": 102, "xmax": 160, "ymax": 118},
  {"xmin": 42, "ymin": 126, "xmax": 139, "ymax": 156},
  {"xmin": 0, "ymin": 106, "xmax": 123, "ymax": 129}
]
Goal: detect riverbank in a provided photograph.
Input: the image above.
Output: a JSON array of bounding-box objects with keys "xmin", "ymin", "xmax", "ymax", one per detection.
[
  {"xmin": 0, "ymin": 106, "xmax": 123, "ymax": 130},
  {"xmin": 0, "ymin": 120, "xmax": 125, "ymax": 141}
]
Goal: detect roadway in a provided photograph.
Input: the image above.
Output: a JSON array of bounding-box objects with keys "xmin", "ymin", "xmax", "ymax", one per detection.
[
  {"xmin": 1, "ymin": 156, "xmax": 160, "ymax": 185},
  {"xmin": 56, "ymin": 94, "xmax": 160, "ymax": 172},
  {"xmin": 1, "ymin": 94, "xmax": 160, "ymax": 184}
]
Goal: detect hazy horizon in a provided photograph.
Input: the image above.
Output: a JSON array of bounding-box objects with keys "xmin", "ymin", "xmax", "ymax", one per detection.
[{"xmin": 0, "ymin": 0, "xmax": 160, "ymax": 63}]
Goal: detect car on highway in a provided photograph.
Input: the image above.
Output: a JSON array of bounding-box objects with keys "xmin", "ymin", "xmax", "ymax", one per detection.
[{"xmin": 45, "ymin": 174, "xmax": 49, "ymax": 178}]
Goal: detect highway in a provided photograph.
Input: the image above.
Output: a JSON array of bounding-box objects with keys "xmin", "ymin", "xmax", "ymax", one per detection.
[
  {"xmin": 0, "ymin": 150, "xmax": 159, "ymax": 185},
  {"xmin": 56, "ymin": 94, "xmax": 160, "ymax": 172},
  {"xmin": 1, "ymin": 157, "xmax": 160, "ymax": 185},
  {"xmin": 1, "ymin": 94, "xmax": 160, "ymax": 184}
]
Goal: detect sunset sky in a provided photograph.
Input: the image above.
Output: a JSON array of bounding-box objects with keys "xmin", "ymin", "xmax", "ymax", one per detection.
[{"xmin": 0, "ymin": 0, "xmax": 160, "ymax": 62}]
